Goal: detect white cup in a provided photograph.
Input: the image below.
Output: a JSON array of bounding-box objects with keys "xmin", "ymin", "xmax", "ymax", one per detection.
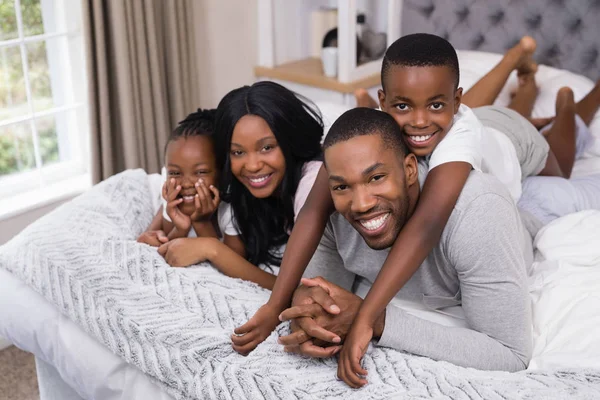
[{"xmin": 321, "ymin": 47, "xmax": 338, "ymax": 78}]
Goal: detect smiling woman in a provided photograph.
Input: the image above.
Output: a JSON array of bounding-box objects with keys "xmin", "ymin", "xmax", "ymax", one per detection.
[{"xmin": 214, "ymin": 81, "xmax": 324, "ymax": 268}]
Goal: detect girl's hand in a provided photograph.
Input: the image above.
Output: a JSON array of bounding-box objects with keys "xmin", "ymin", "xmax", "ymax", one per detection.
[
  {"xmin": 158, "ymin": 237, "xmax": 216, "ymax": 267},
  {"xmin": 231, "ymin": 303, "xmax": 282, "ymax": 355},
  {"xmin": 190, "ymin": 180, "xmax": 220, "ymax": 222},
  {"xmin": 162, "ymin": 178, "xmax": 191, "ymax": 233},
  {"xmin": 137, "ymin": 230, "xmax": 169, "ymax": 247}
]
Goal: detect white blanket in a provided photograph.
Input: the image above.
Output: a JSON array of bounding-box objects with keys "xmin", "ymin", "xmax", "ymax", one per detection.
[{"xmin": 1, "ymin": 169, "xmax": 600, "ymax": 399}]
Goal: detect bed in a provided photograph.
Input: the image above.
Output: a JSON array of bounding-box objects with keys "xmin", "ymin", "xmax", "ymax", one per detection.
[{"xmin": 2, "ymin": 2, "xmax": 600, "ymax": 399}]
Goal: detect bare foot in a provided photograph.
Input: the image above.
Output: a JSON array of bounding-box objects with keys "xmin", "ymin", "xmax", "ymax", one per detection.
[
  {"xmin": 556, "ymin": 87, "xmax": 575, "ymax": 114},
  {"xmin": 505, "ymin": 36, "xmax": 538, "ymax": 81},
  {"xmin": 543, "ymin": 87, "xmax": 575, "ymax": 137},
  {"xmin": 354, "ymin": 88, "xmax": 378, "ymax": 108}
]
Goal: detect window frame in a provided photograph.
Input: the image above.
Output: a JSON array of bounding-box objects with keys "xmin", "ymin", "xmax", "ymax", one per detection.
[{"xmin": 0, "ymin": 0, "xmax": 90, "ymax": 219}]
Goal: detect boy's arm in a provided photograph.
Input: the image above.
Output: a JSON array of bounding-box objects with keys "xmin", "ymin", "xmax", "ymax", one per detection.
[
  {"xmin": 377, "ymin": 192, "xmax": 531, "ymax": 372},
  {"xmin": 358, "ymin": 161, "xmax": 472, "ymax": 322},
  {"xmin": 338, "ymin": 161, "xmax": 472, "ymax": 387},
  {"xmin": 270, "ymin": 166, "xmax": 335, "ymax": 311},
  {"xmin": 232, "ymin": 165, "xmax": 335, "ymax": 354}
]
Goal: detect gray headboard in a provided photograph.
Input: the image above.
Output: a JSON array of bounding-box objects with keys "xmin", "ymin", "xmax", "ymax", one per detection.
[{"xmin": 401, "ymin": 0, "xmax": 600, "ymax": 80}]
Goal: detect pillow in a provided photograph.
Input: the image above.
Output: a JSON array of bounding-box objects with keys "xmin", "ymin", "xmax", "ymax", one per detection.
[{"xmin": 456, "ymin": 50, "xmax": 599, "ymax": 144}]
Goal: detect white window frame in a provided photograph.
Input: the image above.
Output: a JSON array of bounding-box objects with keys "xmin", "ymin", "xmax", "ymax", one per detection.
[{"xmin": 0, "ymin": 0, "xmax": 90, "ymax": 221}]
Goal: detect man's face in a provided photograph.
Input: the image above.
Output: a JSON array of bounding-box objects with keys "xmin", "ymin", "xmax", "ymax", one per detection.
[
  {"xmin": 324, "ymin": 134, "xmax": 418, "ymax": 250},
  {"xmin": 378, "ymin": 65, "xmax": 462, "ymax": 157}
]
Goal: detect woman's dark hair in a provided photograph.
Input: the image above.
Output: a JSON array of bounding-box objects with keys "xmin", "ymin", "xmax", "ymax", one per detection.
[
  {"xmin": 164, "ymin": 108, "xmax": 216, "ymax": 154},
  {"xmin": 214, "ymin": 81, "xmax": 323, "ymax": 266}
]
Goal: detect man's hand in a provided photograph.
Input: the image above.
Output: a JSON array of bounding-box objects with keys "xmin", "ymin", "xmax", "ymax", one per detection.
[
  {"xmin": 278, "ymin": 277, "xmax": 362, "ymax": 356},
  {"xmin": 137, "ymin": 230, "xmax": 169, "ymax": 247},
  {"xmin": 231, "ymin": 303, "xmax": 282, "ymax": 355},
  {"xmin": 190, "ymin": 180, "xmax": 220, "ymax": 222},
  {"xmin": 162, "ymin": 179, "xmax": 191, "ymax": 233},
  {"xmin": 158, "ymin": 237, "xmax": 216, "ymax": 267}
]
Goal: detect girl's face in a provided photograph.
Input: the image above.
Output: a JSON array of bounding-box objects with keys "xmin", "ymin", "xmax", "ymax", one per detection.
[
  {"xmin": 165, "ymin": 135, "xmax": 217, "ymax": 216},
  {"xmin": 229, "ymin": 115, "xmax": 286, "ymax": 198}
]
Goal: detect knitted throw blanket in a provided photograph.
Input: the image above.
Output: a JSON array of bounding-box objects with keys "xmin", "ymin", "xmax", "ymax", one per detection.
[{"xmin": 1, "ymin": 169, "xmax": 599, "ymax": 399}]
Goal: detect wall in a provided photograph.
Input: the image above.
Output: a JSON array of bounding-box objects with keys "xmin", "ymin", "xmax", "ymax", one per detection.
[{"xmin": 194, "ymin": 0, "xmax": 258, "ymax": 108}]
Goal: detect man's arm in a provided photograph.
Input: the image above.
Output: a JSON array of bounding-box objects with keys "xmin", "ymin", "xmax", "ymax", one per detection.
[{"xmin": 378, "ymin": 193, "xmax": 532, "ymax": 372}]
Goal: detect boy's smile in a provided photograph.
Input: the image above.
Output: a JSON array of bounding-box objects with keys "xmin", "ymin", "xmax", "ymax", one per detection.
[{"xmin": 378, "ymin": 65, "xmax": 462, "ymax": 157}]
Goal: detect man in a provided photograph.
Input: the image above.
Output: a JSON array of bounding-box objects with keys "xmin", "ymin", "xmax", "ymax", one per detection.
[{"xmin": 278, "ymin": 108, "xmax": 532, "ymax": 387}]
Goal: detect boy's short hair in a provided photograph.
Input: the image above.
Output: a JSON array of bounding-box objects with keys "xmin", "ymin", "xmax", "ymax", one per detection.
[
  {"xmin": 381, "ymin": 33, "xmax": 459, "ymax": 91},
  {"xmin": 323, "ymin": 107, "xmax": 409, "ymax": 158}
]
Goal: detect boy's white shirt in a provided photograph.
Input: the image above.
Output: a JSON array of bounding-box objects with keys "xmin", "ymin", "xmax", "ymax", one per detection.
[{"xmin": 425, "ymin": 104, "xmax": 523, "ymax": 202}]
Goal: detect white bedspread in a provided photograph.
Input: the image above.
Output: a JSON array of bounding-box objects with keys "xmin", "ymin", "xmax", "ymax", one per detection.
[{"xmin": 1, "ymin": 169, "xmax": 600, "ymax": 400}]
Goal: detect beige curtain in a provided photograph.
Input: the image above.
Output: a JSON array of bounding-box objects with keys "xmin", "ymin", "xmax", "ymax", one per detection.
[{"xmin": 83, "ymin": 0, "xmax": 200, "ymax": 183}]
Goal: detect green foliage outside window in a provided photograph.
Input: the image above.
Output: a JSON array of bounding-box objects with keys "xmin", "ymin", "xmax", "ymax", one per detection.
[{"xmin": 0, "ymin": 0, "xmax": 58, "ymax": 176}]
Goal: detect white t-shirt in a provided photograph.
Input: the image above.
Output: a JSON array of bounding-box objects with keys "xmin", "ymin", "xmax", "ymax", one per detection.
[
  {"xmin": 428, "ymin": 104, "xmax": 522, "ymax": 202},
  {"xmin": 218, "ymin": 160, "xmax": 323, "ymax": 236}
]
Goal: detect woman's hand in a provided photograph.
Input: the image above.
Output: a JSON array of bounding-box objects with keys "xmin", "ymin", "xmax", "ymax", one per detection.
[{"xmin": 158, "ymin": 237, "xmax": 217, "ymax": 267}]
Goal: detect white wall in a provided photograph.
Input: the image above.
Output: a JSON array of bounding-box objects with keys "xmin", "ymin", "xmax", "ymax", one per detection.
[{"xmin": 194, "ymin": 0, "xmax": 258, "ymax": 108}]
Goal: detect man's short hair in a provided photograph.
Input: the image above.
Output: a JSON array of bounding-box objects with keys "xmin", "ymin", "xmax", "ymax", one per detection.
[
  {"xmin": 381, "ymin": 33, "xmax": 459, "ymax": 91},
  {"xmin": 323, "ymin": 108, "xmax": 409, "ymax": 157}
]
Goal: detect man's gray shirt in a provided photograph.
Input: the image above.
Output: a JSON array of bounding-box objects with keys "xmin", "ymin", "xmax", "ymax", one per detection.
[{"xmin": 304, "ymin": 171, "xmax": 533, "ymax": 372}]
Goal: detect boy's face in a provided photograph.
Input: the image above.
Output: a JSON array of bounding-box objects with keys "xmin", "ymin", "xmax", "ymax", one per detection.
[
  {"xmin": 378, "ymin": 65, "xmax": 463, "ymax": 157},
  {"xmin": 165, "ymin": 135, "xmax": 218, "ymax": 216}
]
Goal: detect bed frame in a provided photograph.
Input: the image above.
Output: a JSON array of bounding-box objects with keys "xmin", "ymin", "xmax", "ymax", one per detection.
[{"xmin": 401, "ymin": 0, "xmax": 600, "ymax": 80}]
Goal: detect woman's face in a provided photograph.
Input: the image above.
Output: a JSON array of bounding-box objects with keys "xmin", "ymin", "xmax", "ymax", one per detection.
[{"xmin": 229, "ymin": 115, "xmax": 286, "ymax": 198}]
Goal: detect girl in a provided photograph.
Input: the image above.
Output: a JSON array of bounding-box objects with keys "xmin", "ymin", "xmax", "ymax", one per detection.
[
  {"xmin": 137, "ymin": 109, "xmax": 221, "ymax": 247},
  {"xmin": 157, "ymin": 81, "xmax": 324, "ymax": 293}
]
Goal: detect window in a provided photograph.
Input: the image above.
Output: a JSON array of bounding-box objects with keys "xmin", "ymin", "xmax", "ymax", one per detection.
[{"xmin": 0, "ymin": 0, "xmax": 89, "ymax": 218}]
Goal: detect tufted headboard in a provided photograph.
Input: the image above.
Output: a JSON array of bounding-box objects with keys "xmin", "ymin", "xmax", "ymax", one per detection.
[{"xmin": 400, "ymin": 0, "xmax": 600, "ymax": 80}]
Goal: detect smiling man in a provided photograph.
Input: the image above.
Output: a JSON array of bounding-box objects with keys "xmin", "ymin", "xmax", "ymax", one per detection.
[{"xmin": 279, "ymin": 107, "xmax": 533, "ymax": 380}]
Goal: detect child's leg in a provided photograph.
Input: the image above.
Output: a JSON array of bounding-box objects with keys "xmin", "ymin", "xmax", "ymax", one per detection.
[
  {"xmin": 462, "ymin": 36, "xmax": 537, "ymax": 108},
  {"xmin": 575, "ymin": 80, "xmax": 600, "ymax": 126},
  {"xmin": 538, "ymin": 87, "xmax": 576, "ymax": 178},
  {"xmin": 354, "ymin": 88, "xmax": 379, "ymax": 108},
  {"xmin": 507, "ymin": 73, "xmax": 538, "ymax": 118}
]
